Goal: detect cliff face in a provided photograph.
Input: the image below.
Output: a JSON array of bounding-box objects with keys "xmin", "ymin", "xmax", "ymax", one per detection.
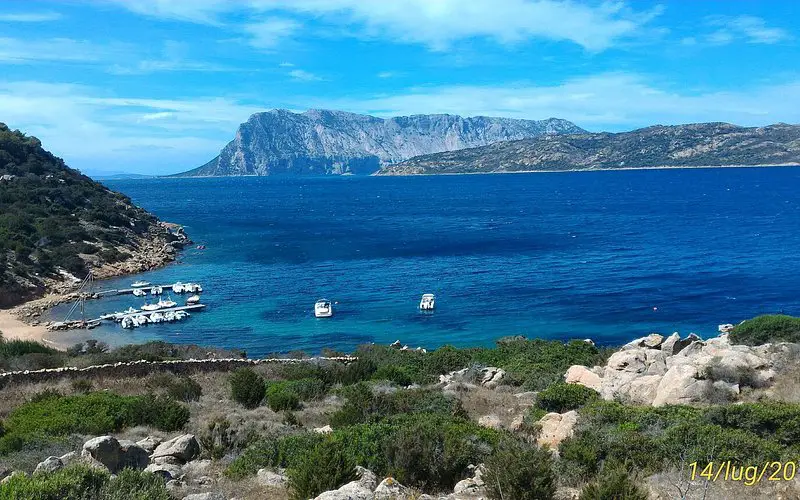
[
  {"xmin": 378, "ymin": 122, "xmax": 800, "ymax": 175},
  {"xmin": 0, "ymin": 123, "xmax": 186, "ymax": 307},
  {"xmin": 178, "ymin": 109, "xmax": 585, "ymax": 176}
]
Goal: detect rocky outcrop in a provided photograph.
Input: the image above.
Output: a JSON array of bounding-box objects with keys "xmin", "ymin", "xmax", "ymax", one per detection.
[
  {"xmin": 439, "ymin": 367, "xmax": 505, "ymax": 390},
  {"xmin": 178, "ymin": 109, "xmax": 584, "ymax": 177},
  {"xmin": 567, "ymin": 333, "xmax": 788, "ymax": 406},
  {"xmin": 34, "ymin": 456, "xmax": 64, "ymax": 474},
  {"xmin": 81, "ymin": 436, "xmax": 150, "ymax": 473},
  {"xmin": 314, "ymin": 466, "xmax": 377, "ymax": 500},
  {"xmin": 152, "ymin": 434, "xmax": 200, "ymax": 464},
  {"xmin": 536, "ymin": 411, "xmax": 578, "ymax": 450},
  {"xmin": 382, "ymin": 122, "xmax": 800, "ymax": 175},
  {"xmin": 257, "ymin": 468, "xmax": 289, "ymax": 488}
]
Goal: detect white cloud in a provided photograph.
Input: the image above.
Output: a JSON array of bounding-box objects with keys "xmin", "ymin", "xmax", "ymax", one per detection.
[
  {"xmin": 243, "ymin": 18, "xmax": 301, "ymax": 48},
  {"xmin": 377, "ymin": 71, "xmax": 398, "ymax": 79},
  {"xmin": 0, "ymin": 11, "xmax": 62, "ymax": 22},
  {"xmin": 288, "ymin": 69, "xmax": 323, "ymax": 81},
  {"xmin": 0, "ymin": 81, "xmax": 266, "ymax": 174},
  {"xmin": 110, "ymin": 0, "xmax": 661, "ymax": 52},
  {"xmin": 318, "ymin": 73, "xmax": 800, "ymax": 129},
  {"xmin": 278, "ymin": 61, "xmax": 295, "ymax": 67},
  {"xmin": 706, "ymin": 16, "xmax": 791, "ymax": 45},
  {"xmin": 0, "ymin": 37, "xmax": 110, "ymax": 63}
]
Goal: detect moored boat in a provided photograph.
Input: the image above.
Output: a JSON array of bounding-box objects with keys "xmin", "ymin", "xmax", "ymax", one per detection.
[
  {"xmin": 131, "ymin": 280, "xmax": 150, "ymax": 288},
  {"xmin": 419, "ymin": 293, "xmax": 435, "ymax": 311},
  {"xmin": 315, "ymin": 299, "xmax": 333, "ymax": 318}
]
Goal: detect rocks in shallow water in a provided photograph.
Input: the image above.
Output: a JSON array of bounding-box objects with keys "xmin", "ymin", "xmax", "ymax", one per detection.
[
  {"xmin": 568, "ymin": 333, "xmax": 788, "ymax": 406},
  {"xmin": 152, "ymin": 434, "xmax": 200, "ymax": 464},
  {"xmin": 34, "ymin": 456, "xmax": 64, "ymax": 474},
  {"xmin": 256, "ymin": 468, "xmax": 288, "ymax": 488},
  {"xmin": 537, "ymin": 411, "xmax": 578, "ymax": 450}
]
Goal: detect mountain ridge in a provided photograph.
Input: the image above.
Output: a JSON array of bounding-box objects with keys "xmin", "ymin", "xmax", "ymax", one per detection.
[
  {"xmin": 175, "ymin": 109, "xmax": 585, "ymax": 177},
  {"xmin": 377, "ymin": 122, "xmax": 800, "ymax": 175}
]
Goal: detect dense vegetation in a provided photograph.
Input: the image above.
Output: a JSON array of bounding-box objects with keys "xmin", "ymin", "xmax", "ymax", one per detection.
[
  {"xmin": 0, "ymin": 464, "xmax": 170, "ymax": 499},
  {"xmin": 0, "ymin": 392, "xmax": 189, "ymax": 455},
  {"xmin": 0, "ymin": 123, "xmax": 159, "ymax": 305},
  {"xmin": 730, "ymin": 314, "xmax": 800, "ymax": 345}
]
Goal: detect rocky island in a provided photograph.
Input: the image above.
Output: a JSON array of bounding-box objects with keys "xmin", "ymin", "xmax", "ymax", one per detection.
[
  {"xmin": 175, "ymin": 109, "xmax": 584, "ymax": 177},
  {"xmin": 378, "ymin": 122, "xmax": 800, "ymax": 175}
]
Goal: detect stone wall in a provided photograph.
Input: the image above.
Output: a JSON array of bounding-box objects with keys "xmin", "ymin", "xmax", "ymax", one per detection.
[{"xmin": 0, "ymin": 356, "xmax": 357, "ymax": 386}]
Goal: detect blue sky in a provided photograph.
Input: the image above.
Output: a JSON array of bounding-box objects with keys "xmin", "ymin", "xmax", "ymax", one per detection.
[{"xmin": 0, "ymin": 0, "xmax": 798, "ymax": 175}]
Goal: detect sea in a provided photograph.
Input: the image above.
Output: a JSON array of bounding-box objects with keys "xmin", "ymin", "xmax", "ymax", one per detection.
[{"xmin": 45, "ymin": 167, "xmax": 800, "ymax": 357}]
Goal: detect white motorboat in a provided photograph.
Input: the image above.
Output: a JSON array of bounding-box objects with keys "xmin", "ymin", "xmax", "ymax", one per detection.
[
  {"xmin": 121, "ymin": 316, "xmax": 135, "ymax": 329},
  {"xmin": 160, "ymin": 295, "xmax": 177, "ymax": 308},
  {"xmin": 131, "ymin": 280, "xmax": 150, "ymax": 288},
  {"xmin": 150, "ymin": 286, "xmax": 163, "ymax": 295},
  {"xmin": 149, "ymin": 312, "xmax": 165, "ymax": 323},
  {"xmin": 314, "ymin": 299, "xmax": 333, "ymax": 318},
  {"xmin": 132, "ymin": 288, "xmax": 146, "ymax": 297},
  {"xmin": 172, "ymin": 282, "xmax": 185, "ymax": 293},
  {"xmin": 141, "ymin": 301, "xmax": 161, "ymax": 312},
  {"xmin": 419, "ymin": 293, "xmax": 435, "ymax": 311},
  {"xmin": 186, "ymin": 295, "xmax": 201, "ymax": 304}
]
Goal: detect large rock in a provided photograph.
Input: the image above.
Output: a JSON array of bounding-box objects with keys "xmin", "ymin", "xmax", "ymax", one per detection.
[
  {"xmin": 82, "ymin": 436, "xmax": 122, "ymax": 472},
  {"xmin": 478, "ymin": 415, "xmax": 502, "ymax": 430},
  {"xmin": 152, "ymin": 434, "xmax": 200, "ymax": 464},
  {"xmin": 374, "ymin": 477, "xmax": 409, "ymax": 499},
  {"xmin": 257, "ymin": 468, "xmax": 288, "ymax": 488},
  {"xmin": 537, "ymin": 411, "xmax": 578, "ymax": 450},
  {"xmin": 34, "ymin": 456, "xmax": 64, "ymax": 474},
  {"xmin": 313, "ymin": 466, "xmax": 376, "ymax": 500},
  {"xmin": 564, "ymin": 365, "xmax": 602, "ymax": 391},
  {"xmin": 118, "ymin": 440, "xmax": 149, "ymax": 470},
  {"xmin": 480, "ymin": 367, "xmax": 505, "ymax": 388},
  {"xmin": 453, "ymin": 465, "xmax": 486, "ymax": 495},
  {"xmin": 145, "ymin": 462, "xmax": 184, "ymax": 481},
  {"xmin": 183, "ymin": 493, "xmax": 225, "ymax": 500},
  {"xmin": 136, "ymin": 436, "xmax": 162, "ymax": 454}
]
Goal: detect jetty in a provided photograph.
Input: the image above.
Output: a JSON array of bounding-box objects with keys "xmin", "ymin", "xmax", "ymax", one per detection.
[{"xmin": 96, "ymin": 282, "xmax": 203, "ymax": 296}]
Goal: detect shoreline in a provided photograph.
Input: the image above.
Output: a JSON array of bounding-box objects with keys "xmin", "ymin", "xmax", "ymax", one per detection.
[
  {"xmin": 157, "ymin": 163, "xmax": 800, "ymax": 179},
  {"xmin": 0, "ymin": 221, "xmax": 190, "ymax": 351}
]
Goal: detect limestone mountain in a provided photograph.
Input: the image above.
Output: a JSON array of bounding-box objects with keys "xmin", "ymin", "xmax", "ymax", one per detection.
[
  {"xmin": 176, "ymin": 109, "xmax": 584, "ymax": 177},
  {"xmin": 379, "ymin": 122, "xmax": 800, "ymax": 175},
  {"xmin": 0, "ymin": 123, "xmax": 185, "ymax": 307}
]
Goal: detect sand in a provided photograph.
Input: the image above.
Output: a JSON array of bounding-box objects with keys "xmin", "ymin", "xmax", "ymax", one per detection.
[{"xmin": 0, "ymin": 307, "xmax": 65, "ymax": 350}]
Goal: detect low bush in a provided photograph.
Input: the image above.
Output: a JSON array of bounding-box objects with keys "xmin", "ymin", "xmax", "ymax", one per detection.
[
  {"xmin": 730, "ymin": 314, "xmax": 800, "ymax": 345},
  {"xmin": 265, "ymin": 384, "xmax": 301, "ymax": 412},
  {"xmin": 227, "ymin": 414, "xmax": 502, "ymax": 492},
  {"xmin": 0, "ymin": 392, "xmax": 189, "ymax": 455},
  {"xmin": 229, "ymin": 368, "xmax": 266, "ymax": 409},
  {"xmin": 0, "ymin": 464, "xmax": 170, "ymax": 500},
  {"xmin": 578, "ymin": 465, "xmax": 648, "ymax": 500},
  {"xmin": 329, "ymin": 383, "xmax": 465, "ymax": 427},
  {"xmin": 535, "ymin": 383, "xmax": 599, "ymax": 413},
  {"xmin": 287, "ymin": 441, "xmax": 358, "ymax": 500},
  {"xmin": 165, "ymin": 376, "xmax": 202, "ymax": 402},
  {"xmin": 483, "ymin": 439, "xmax": 556, "ymax": 500},
  {"xmin": 70, "ymin": 379, "xmax": 94, "ymax": 393}
]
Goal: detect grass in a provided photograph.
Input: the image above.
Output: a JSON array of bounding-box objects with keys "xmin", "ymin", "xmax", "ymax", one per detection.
[{"xmin": 730, "ymin": 315, "xmax": 800, "ymax": 346}]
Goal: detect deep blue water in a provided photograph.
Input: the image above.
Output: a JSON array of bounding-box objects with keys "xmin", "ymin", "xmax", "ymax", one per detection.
[{"xmin": 46, "ymin": 168, "xmax": 800, "ymax": 357}]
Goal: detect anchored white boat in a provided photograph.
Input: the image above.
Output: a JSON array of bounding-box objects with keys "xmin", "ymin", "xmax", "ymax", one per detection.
[
  {"xmin": 186, "ymin": 294, "xmax": 201, "ymax": 305},
  {"xmin": 150, "ymin": 286, "xmax": 163, "ymax": 295},
  {"xmin": 132, "ymin": 288, "xmax": 146, "ymax": 297},
  {"xmin": 315, "ymin": 299, "xmax": 333, "ymax": 318},
  {"xmin": 419, "ymin": 293, "xmax": 435, "ymax": 311},
  {"xmin": 131, "ymin": 280, "xmax": 150, "ymax": 288}
]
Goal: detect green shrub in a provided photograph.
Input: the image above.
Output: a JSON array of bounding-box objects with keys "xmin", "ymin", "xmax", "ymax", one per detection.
[
  {"xmin": 99, "ymin": 468, "xmax": 171, "ymax": 500},
  {"xmin": 0, "ymin": 464, "xmax": 107, "ymax": 499},
  {"xmin": 423, "ymin": 345, "xmax": 471, "ymax": 375},
  {"xmin": 730, "ymin": 315, "xmax": 800, "ymax": 345},
  {"xmin": 371, "ymin": 365, "xmax": 415, "ymax": 386},
  {"xmin": 0, "ymin": 464, "xmax": 170, "ymax": 500},
  {"xmin": 579, "ymin": 465, "xmax": 648, "ymax": 500},
  {"xmin": 287, "ymin": 441, "xmax": 358, "ymax": 500},
  {"xmin": 536, "ymin": 383, "xmax": 599, "ymax": 413},
  {"xmin": 225, "ymin": 433, "xmax": 325, "ymax": 479},
  {"xmin": 330, "ymin": 383, "xmax": 464, "ymax": 427},
  {"xmin": 198, "ymin": 417, "xmax": 258, "ymax": 461},
  {"xmin": 229, "ymin": 368, "xmax": 266, "ymax": 409},
  {"xmin": 265, "ymin": 384, "xmax": 301, "ymax": 412},
  {"xmin": 484, "ymin": 439, "xmax": 556, "ymax": 500},
  {"xmin": 0, "ymin": 392, "xmax": 188, "ymax": 455}
]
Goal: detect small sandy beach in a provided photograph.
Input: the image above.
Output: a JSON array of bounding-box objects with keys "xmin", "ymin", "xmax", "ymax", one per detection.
[{"xmin": 0, "ymin": 297, "xmax": 72, "ymax": 350}]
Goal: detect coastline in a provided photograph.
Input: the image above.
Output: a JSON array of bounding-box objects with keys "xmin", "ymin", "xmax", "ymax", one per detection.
[{"xmin": 0, "ymin": 221, "xmax": 190, "ymax": 351}]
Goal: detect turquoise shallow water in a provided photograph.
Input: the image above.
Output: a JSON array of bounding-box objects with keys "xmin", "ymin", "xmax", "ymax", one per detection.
[{"xmin": 46, "ymin": 167, "xmax": 800, "ymax": 356}]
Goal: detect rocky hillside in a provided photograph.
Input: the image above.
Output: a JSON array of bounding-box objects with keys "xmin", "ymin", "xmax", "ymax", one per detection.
[
  {"xmin": 379, "ymin": 122, "xmax": 800, "ymax": 175},
  {"xmin": 0, "ymin": 123, "xmax": 187, "ymax": 307},
  {"xmin": 176, "ymin": 109, "xmax": 584, "ymax": 177}
]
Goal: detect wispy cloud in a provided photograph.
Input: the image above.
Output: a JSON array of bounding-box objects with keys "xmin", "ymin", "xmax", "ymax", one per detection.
[
  {"xmin": 319, "ymin": 73, "xmax": 800, "ymax": 130},
  {"xmin": 244, "ymin": 18, "xmax": 301, "ymax": 49},
  {"xmin": 0, "ymin": 37, "xmax": 111, "ymax": 63},
  {"xmin": 377, "ymin": 71, "xmax": 398, "ymax": 79},
  {"xmin": 279, "ymin": 61, "xmax": 295, "ymax": 67},
  {"xmin": 705, "ymin": 16, "xmax": 791, "ymax": 45},
  {"xmin": 0, "ymin": 81, "xmax": 266, "ymax": 174},
  {"xmin": 108, "ymin": 0, "xmax": 662, "ymax": 52},
  {"xmin": 0, "ymin": 11, "xmax": 62, "ymax": 22},
  {"xmin": 288, "ymin": 69, "xmax": 323, "ymax": 81}
]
